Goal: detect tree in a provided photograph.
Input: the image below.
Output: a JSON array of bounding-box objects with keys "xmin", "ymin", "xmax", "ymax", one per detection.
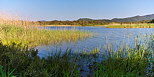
[{"xmin": 149, "ymin": 19, "xmax": 154, "ymax": 23}]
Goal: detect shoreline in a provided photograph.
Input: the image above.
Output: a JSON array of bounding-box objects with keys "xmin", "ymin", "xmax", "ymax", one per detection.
[{"xmin": 42, "ymin": 24, "xmax": 154, "ymax": 28}]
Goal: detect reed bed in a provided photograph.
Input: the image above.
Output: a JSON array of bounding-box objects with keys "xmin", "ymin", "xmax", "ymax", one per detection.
[
  {"xmin": 93, "ymin": 46, "xmax": 152, "ymax": 77},
  {"xmin": 91, "ymin": 35, "xmax": 154, "ymax": 76},
  {"xmin": 0, "ymin": 24, "xmax": 91, "ymax": 47},
  {"xmin": 105, "ymin": 23, "xmax": 154, "ymax": 28},
  {"xmin": 0, "ymin": 13, "xmax": 153, "ymax": 77},
  {"xmin": 0, "ymin": 13, "xmax": 92, "ymax": 47},
  {"xmin": 0, "ymin": 35, "xmax": 153, "ymax": 77},
  {"xmin": 0, "ymin": 40, "xmax": 153, "ymax": 77},
  {"xmin": 0, "ymin": 43, "xmax": 80, "ymax": 77}
]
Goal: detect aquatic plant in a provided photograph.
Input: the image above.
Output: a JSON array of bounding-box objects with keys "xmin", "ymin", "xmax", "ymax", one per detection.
[
  {"xmin": 0, "ymin": 65, "xmax": 16, "ymax": 77},
  {"xmin": 92, "ymin": 44, "xmax": 153, "ymax": 77},
  {"xmin": 0, "ymin": 40, "xmax": 153, "ymax": 77},
  {"xmin": 0, "ymin": 42, "xmax": 80, "ymax": 77},
  {"xmin": 0, "ymin": 24, "xmax": 91, "ymax": 47},
  {"xmin": 105, "ymin": 23, "xmax": 154, "ymax": 28}
]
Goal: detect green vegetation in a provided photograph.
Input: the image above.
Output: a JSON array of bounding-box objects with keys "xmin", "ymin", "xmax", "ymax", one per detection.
[
  {"xmin": 92, "ymin": 38, "xmax": 154, "ymax": 76},
  {"xmin": 0, "ymin": 23, "xmax": 91, "ymax": 77},
  {"xmin": 93, "ymin": 47, "xmax": 151, "ymax": 77},
  {"xmin": 0, "ymin": 43, "xmax": 80, "ymax": 77},
  {"xmin": 0, "ymin": 20, "xmax": 153, "ymax": 77},
  {"xmin": 0, "ymin": 24, "xmax": 91, "ymax": 47},
  {"xmin": 105, "ymin": 23, "xmax": 154, "ymax": 28},
  {"xmin": 149, "ymin": 19, "xmax": 154, "ymax": 23},
  {"xmin": 38, "ymin": 19, "xmax": 154, "ymax": 28},
  {"xmin": 0, "ymin": 41, "xmax": 153, "ymax": 77},
  {"xmin": 0, "ymin": 65, "xmax": 16, "ymax": 77},
  {"xmin": 38, "ymin": 20, "xmax": 154, "ymax": 28},
  {"xmin": 38, "ymin": 18, "xmax": 153, "ymax": 27},
  {"xmin": 38, "ymin": 20, "xmax": 111, "ymax": 26}
]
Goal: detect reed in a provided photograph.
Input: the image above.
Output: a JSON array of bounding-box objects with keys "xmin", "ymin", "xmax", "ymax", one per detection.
[
  {"xmin": 0, "ymin": 12, "xmax": 92, "ymax": 47},
  {"xmin": 105, "ymin": 23, "xmax": 154, "ymax": 28},
  {"xmin": 0, "ymin": 42, "xmax": 80, "ymax": 77},
  {"xmin": 0, "ymin": 65, "xmax": 16, "ymax": 77},
  {"xmin": 92, "ymin": 43, "xmax": 153, "ymax": 77},
  {"xmin": 0, "ymin": 38, "xmax": 153, "ymax": 77},
  {"xmin": 0, "ymin": 24, "xmax": 91, "ymax": 47},
  {"xmin": 0, "ymin": 12, "xmax": 153, "ymax": 77}
]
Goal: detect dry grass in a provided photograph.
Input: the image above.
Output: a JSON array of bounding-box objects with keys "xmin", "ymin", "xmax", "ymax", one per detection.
[
  {"xmin": 105, "ymin": 23, "xmax": 154, "ymax": 28},
  {"xmin": 0, "ymin": 12, "xmax": 92, "ymax": 47},
  {"xmin": 0, "ymin": 24, "xmax": 91, "ymax": 47}
]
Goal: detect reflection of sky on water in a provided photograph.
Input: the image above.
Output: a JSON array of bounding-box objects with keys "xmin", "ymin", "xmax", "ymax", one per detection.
[{"xmin": 36, "ymin": 26, "xmax": 154, "ymax": 57}]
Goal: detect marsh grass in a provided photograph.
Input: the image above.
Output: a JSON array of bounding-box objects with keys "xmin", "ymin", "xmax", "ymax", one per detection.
[
  {"xmin": 92, "ymin": 43, "xmax": 153, "ymax": 77},
  {"xmin": 0, "ymin": 13, "xmax": 153, "ymax": 76},
  {"xmin": 0, "ymin": 13, "xmax": 91, "ymax": 47},
  {"xmin": 0, "ymin": 65, "xmax": 16, "ymax": 77},
  {"xmin": 0, "ymin": 24, "xmax": 91, "ymax": 47},
  {"xmin": 105, "ymin": 23, "xmax": 154, "ymax": 28},
  {"xmin": 0, "ymin": 40, "xmax": 153, "ymax": 77},
  {"xmin": 0, "ymin": 42, "xmax": 80, "ymax": 77}
]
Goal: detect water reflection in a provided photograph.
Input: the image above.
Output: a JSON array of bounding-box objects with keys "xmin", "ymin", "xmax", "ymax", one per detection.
[{"xmin": 36, "ymin": 26, "xmax": 154, "ymax": 57}]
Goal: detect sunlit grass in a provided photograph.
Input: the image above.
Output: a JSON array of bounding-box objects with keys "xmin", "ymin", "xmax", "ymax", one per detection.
[
  {"xmin": 0, "ymin": 24, "xmax": 92, "ymax": 47},
  {"xmin": 0, "ymin": 35, "xmax": 153, "ymax": 77},
  {"xmin": 0, "ymin": 12, "xmax": 153, "ymax": 77},
  {"xmin": 0, "ymin": 43, "xmax": 80, "ymax": 77},
  {"xmin": 105, "ymin": 23, "xmax": 154, "ymax": 28},
  {"xmin": 92, "ymin": 38, "xmax": 154, "ymax": 77}
]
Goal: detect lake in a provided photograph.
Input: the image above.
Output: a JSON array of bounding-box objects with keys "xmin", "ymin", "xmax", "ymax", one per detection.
[{"xmin": 36, "ymin": 26, "xmax": 154, "ymax": 57}]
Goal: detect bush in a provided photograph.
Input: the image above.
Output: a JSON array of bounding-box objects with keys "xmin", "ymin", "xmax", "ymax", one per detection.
[{"xmin": 149, "ymin": 19, "xmax": 154, "ymax": 23}]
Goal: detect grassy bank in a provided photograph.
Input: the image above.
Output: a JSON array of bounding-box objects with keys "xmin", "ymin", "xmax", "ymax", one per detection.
[
  {"xmin": 0, "ymin": 43, "xmax": 80, "ymax": 77},
  {"xmin": 0, "ymin": 24, "xmax": 91, "ymax": 47},
  {"xmin": 105, "ymin": 23, "xmax": 154, "ymax": 28},
  {"xmin": 42, "ymin": 23, "xmax": 154, "ymax": 28},
  {"xmin": 0, "ymin": 41, "xmax": 153, "ymax": 77},
  {"xmin": 93, "ymin": 47, "xmax": 152, "ymax": 77},
  {"xmin": 0, "ymin": 22, "xmax": 153, "ymax": 77}
]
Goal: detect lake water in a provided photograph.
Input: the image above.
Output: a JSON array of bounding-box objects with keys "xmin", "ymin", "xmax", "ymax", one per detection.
[{"xmin": 36, "ymin": 26, "xmax": 154, "ymax": 57}]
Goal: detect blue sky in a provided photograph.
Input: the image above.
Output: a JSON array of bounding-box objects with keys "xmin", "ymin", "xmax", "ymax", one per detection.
[{"xmin": 1, "ymin": 0, "xmax": 154, "ymax": 21}]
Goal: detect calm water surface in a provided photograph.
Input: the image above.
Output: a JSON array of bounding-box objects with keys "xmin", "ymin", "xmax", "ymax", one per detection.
[
  {"xmin": 36, "ymin": 26, "xmax": 154, "ymax": 57},
  {"xmin": 36, "ymin": 26, "xmax": 154, "ymax": 76}
]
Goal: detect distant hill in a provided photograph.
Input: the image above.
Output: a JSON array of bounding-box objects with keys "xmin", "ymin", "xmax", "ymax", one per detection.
[
  {"xmin": 78, "ymin": 14, "xmax": 154, "ymax": 22},
  {"xmin": 38, "ymin": 14, "xmax": 154, "ymax": 26},
  {"xmin": 77, "ymin": 18, "xmax": 93, "ymax": 21},
  {"xmin": 78, "ymin": 18, "xmax": 111, "ymax": 22},
  {"xmin": 112, "ymin": 14, "xmax": 154, "ymax": 22}
]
